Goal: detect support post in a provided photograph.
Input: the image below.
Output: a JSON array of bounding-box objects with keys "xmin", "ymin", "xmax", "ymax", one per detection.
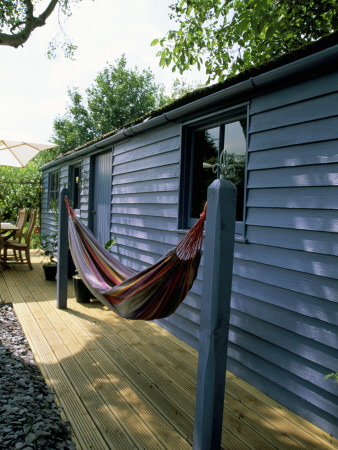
[
  {"xmin": 193, "ymin": 178, "xmax": 237, "ymax": 450},
  {"xmin": 57, "ymin": 187, "xmax": 70, "ymax": 309}
]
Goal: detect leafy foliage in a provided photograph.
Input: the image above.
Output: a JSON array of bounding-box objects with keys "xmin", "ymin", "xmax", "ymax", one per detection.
[
  {"xmin": 51, "ymin": 55, "xmax": 169, "ymax": 154},
  {"xmin": 0, "ymin": 161, "xmax": 41, "ymax": 222},
  {"xmin": 0, "ymin": 0, "xmax": 83, "ymax": 58},
  {"xmin": 164, "ymin": 78, "xmax": 206, "ymax": 102},
  {"xmin": 153, "ymin": 0, "xmax": 338, "ymax": 82},
  {"xmin": 325, "ymin": 372, "xmax": 338, "ymax": 384}
]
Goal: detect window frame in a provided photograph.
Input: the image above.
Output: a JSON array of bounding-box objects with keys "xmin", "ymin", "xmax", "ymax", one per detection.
[
  {"xmin": 179, "ymin": 103, "xmax": 249, "ymax": 237},
  {"xmin": 48, "ymin": 170, "xmax": 60, "ymax": 211},
  {"xmin": 69, "ymin": 163, "xmax": 82, "ymax": 211}
]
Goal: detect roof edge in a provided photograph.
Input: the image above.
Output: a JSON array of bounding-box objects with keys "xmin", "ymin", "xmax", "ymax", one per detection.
[{"xmin": 41, "ymin": 36, "xmax": 338, "ymax": 171}]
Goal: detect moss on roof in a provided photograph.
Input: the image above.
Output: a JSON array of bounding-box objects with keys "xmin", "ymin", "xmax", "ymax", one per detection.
[{"xmin": 54, "ymin": 31, "xmax": 338, "ymax": 160}]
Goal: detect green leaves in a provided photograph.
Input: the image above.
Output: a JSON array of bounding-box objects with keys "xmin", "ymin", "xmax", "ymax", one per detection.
[
  {"xmin": 104, "ymin": 237, "xmax": 117, "ymax": 251},
  {"xmin": 52, "ymin": 55, "xmax": 167, "ymax": 154},
  {"xmin": 154, "ymin": 0, "xmax": 337, "ymax": 82},
  {"xmin": 0, "ymin": 164, "xmax": 41, "ymax": 222},
  {"xmin": 0, "ymin": 1, "xmax": 83, "ymax": 58}
]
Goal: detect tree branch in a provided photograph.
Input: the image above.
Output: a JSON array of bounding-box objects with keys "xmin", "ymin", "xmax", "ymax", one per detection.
[{"xmin": 0, "ymin": 0, "xmax": 59, "ymax": 48}]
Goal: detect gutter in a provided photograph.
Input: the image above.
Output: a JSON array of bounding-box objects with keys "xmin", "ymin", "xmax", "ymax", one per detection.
[{"xmin": 42, "ymin": 43, "xmax": 338, "ymax": 170}]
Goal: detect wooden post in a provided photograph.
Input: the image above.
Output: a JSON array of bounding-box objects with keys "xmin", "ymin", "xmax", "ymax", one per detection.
[
  {"xmin": 193, "ymin": 178, "xmax": 237, "ymax": 450},
  {"xmin": 57, "ymin": 187, "xmax": 70, "ymax": 309}
]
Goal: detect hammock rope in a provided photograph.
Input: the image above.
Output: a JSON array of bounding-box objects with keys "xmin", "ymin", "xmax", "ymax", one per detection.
[{"xmin": 65, "ymin": 198, "xmax": 206, "ymax": 320}]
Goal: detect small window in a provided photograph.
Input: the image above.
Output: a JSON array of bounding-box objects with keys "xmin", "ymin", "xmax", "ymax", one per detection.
[
  {"xmin": 180, "ymin": 106, "xmax": 248, "ymax": 234},
  {"xmin": 48, "ymin": 171, "xmax": 60, "ymax": 209},
  {"xmin": 71, "ymin": 165, "xmax": 81, "ymax": 209}
]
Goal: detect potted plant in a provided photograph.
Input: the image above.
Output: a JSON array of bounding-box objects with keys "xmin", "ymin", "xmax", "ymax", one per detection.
[
  {"xmin": 38, "ymin": 200, "xmax": 59, "ymax": 281},
  {"xmin": 40, "ymin": 233, "xmax": 58, "ymax": 281},
  {"xmin": 72, "ymin": 271, "xmax": 92, "ymax": 303},
  {"xmin": 72, "ymin": 237, "xmax": 117, "ymax": 303}
]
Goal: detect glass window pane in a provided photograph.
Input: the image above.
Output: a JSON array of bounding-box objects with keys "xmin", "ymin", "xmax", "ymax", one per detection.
[
  {"xmin": 49, "ymin": 172, "xmax": 60, "ymax": 209},
  {"xmin": 223, "ymin": 119, "xmax": 246, "ymax": 221},
  {"xmin": 191, "ymin": 126, "xmax": 219, "ymax": 218},
  {"xmin": 73, "ymin": 166, "xmax": 81, "ymax": 209}
]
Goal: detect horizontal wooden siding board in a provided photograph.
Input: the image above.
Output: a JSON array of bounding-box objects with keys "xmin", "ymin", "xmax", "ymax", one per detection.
[
  {"xmin": 247, "ymin": 187, "xmax": 338, "ymax": 209},
  {"xmin": 246, "ymin": 208, "xmax": 338, "ymax": 233},
  {"xmin": 247, "ymin": 140, "xmax": 338, "ymax": 170},
  {"xmin": 247, "ymin": 165, "xmax": 338, "ymax": 188},
  {"xmin": 249, "ymin": 117, "xmax": 338, "ymax": 151},
  {"xmin": 245, "ymin": 226, "xmax": 338, "ymax": 257}
]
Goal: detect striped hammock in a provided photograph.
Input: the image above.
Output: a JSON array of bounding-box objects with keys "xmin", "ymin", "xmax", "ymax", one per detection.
[{"xmin": 65, "ymin": 199, "xmax": 206, "ymax": 320}]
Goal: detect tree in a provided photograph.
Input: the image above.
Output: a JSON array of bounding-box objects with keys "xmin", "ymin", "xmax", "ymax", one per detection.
[
  {"xmin": 52, "ymin": 55, "xmax": 168, "ymax": 154},
  {"xmin": 153, "ymin": 0, "xmax": 338, "ymax": 82},
  {"xmin": 0, "ymin": 0, "xmax": 83, "ymax": 58},
  {"xmin": 169, "ymin": 78, "xmax": 205, "ymax": 100},
  {"xmin": 0, "ymin": 162, "xmax": 41, "ymax": 222}
]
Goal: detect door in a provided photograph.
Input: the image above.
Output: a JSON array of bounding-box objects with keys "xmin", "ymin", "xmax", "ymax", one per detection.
[{"xmin": 92, "ymin": 151, "xmax": 112, "ymax": 245}]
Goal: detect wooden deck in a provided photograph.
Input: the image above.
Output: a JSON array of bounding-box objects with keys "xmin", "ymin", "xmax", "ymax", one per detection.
[{"xmin": 0, "ymin": 252, "xmax": 336, "ymax": 449}]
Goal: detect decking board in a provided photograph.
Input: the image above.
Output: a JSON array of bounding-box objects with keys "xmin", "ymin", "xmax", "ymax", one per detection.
[
  {"xmin": 1, "ymin": 266, "xmax": 107, "ymax": 449},
  {"xmin": 0, "ymin": 254, "xmax": 337, "ymax": 449}
]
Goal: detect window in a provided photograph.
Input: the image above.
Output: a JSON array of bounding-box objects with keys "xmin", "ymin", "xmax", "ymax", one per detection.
[
  {"xmin": 48, "ymin": 171, "xmax": 60, "ymax": 209},
  {"xmin": 179, "ymin": 105, "xmax": 248, "ymax": 234},
  {"xmin": 71, "ymin": 165, "xmax": 81, "ymax": 210}
]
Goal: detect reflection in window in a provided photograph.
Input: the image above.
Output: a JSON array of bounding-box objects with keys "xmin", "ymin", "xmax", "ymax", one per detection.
[
  {"xmin": 223, "ymin": 120, "xmax": 246, "ymax": 222},
  {"xmin": 49, "ymin": 171, "xmax": 60, "ymax": 209},
  {"xmin": 72, "ymin": 166, "xmax": 81, "ymax": 209},
  {"xmin": 190, "ymin": 118, "xmax": 247, "ymax": 223},
  {"xmin": 191, "ymin": 126, "xmax": 219, "ymax": 218}
]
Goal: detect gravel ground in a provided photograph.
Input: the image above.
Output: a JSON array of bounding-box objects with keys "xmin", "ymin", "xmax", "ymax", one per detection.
[{"xmin": 0, "ymin": 303, "xmax": 76, "ymax": 450}]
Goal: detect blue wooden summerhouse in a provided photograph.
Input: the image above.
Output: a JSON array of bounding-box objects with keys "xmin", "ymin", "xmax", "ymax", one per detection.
[{"xmin": 41, "ymin": 33, "xmax": 338, "ymax": 438}]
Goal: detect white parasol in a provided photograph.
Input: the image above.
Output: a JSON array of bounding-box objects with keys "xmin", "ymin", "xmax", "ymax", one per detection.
[{"xmin": 0, "ymin": 139, "xmax": 57, "ymax": 167}]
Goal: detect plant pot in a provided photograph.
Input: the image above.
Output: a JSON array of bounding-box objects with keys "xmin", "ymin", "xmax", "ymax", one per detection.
[
  {"xmin": 68, "ymin": 249, "xmax": 76, "ymax": 279},
  {"xmin": 43, "ymin": 263, "xmax": 57, "ymax": 281},
  {"xmin": 73, "ymin": 275, "xmax": 92, "ymax": 303}
]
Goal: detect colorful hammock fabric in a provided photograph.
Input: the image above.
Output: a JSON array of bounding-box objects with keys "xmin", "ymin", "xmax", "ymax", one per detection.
[{"xmin": 65, "ymin": 198, "xmax": 206, "ymax": 320}]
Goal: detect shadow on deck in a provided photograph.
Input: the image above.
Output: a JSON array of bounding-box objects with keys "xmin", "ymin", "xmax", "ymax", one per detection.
[{"xmin": 0, "ymin": 252, "xmax": 336, "ymax": 449}]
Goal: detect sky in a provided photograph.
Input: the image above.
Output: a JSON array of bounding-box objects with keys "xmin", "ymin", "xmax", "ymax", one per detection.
[{"xmin": 1, "ymin": 0, "xmax": 208, "ymax": 144}]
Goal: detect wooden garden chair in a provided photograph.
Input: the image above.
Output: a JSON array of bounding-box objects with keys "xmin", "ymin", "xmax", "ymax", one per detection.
[
  {"xmin": 5, "ymin": 208, "xmax": 29, "ymax": 261},
  {"xmin": 3, "ymin": 209, "xmax": 37, "ymax": 270}
]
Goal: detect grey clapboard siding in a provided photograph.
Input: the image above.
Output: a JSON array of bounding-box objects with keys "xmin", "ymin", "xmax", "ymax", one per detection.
[
  {"xmin": 247, "ymin": 165, "xmax": 338, "ymax": 188},
  {"xmin": 245, "ymin": 226, "xmax": 338, "ymax": 257},
  {"xmin": 233, "ymin": 72, "xmax": 338, "ymax": 435},
  {"xmin": 250, "ymin": 117, "xmax": 338, "ymax": 151},
  {"xmin": 247, "ymin": 208, "xmax": 338, "ymax": 233},
  {"xmin": 109, "ymin": 123, "xmax": 206, "ymax": 342},
  {"xmin": 110, "ymin": 123, "xmax": 182, "ymax": 263},
  {"xmin": 250, "ymin": 92, "xmax": 338, "ymax": 132},
  {"xmin": 250, "ymin": 71, "xmax": 338, "ymax": 114},
  {"xmin": 247, "ymin": 186, "xmax": 338, "ymax": 209},
  {"xmin": 247, "ymin": 140, "xmax": 338, "ymax": 170},
  {"xmin": 231, "ymin": 275, "xmax": 337, "ymax": 325},
  {"xmin": 80, "ymin": 156, "xmax": 91, "ymax": 224},
  {"xmin": 234, "ymin": 243, "xmax": 338, "ymax": 279},
  {"xmin": 230, "ymin": 309, "xmax": 337, "ymax": 369},
  {"xmin": 233, "ymin": 258, "xmax": 337, "ymax": 302}
]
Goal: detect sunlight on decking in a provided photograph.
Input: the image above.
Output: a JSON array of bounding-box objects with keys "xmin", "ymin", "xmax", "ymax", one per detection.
[{"xmin": 0, "ymin": 252, "xmax": 336, "ymax": 449}]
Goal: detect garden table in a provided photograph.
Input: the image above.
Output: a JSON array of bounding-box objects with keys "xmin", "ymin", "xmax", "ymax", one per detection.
[
  {"xmin": 0, "ymin": 223, "xmax": 19, "ymax": 264},
  {"xmin": 1, "ymin": 222, "xmax": 19, "ymax": 240}
]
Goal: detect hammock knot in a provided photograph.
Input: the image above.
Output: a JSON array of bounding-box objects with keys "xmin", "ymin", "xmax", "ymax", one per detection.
[
  {"xmin": 200, "ymin": 203, "xmax": 207, "ymax": 221},
  {"xmin": 176, "ymin": 203, "xmax": 206, "ymax": 260},
  {"xmin": 64, "ymin": 197, "xmax": 76, "ymax": 219}
]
